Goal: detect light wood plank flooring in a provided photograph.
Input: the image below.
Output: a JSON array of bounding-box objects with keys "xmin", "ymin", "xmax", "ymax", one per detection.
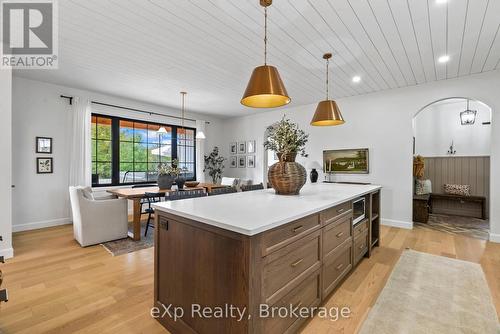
[{"xmin": 1, "ymin": 225, "xmax": 499, "ymax": 333}]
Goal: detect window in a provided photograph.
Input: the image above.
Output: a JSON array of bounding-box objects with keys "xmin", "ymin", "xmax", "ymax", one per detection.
[
  {"xmin": 177, "ymin": 127, "xmax": 195, "ymax": 180},
  {"xmin": 91, "ymin": 114, "xmax": 196, "ymax": 187},
  {"xmin": 91, "ymin": 116, "xmax": 112, "ymax": 185}
]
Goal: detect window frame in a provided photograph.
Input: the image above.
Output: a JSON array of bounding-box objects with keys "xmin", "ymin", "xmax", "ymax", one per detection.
[{"xmin": 91, "ymin": 113, "xmax": 197, "ymax": 187}]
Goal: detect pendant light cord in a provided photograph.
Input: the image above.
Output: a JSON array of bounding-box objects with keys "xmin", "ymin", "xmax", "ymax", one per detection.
[
  {"xmin": 326, "ymin": 58, "xmax": 329, "ymax": 100},
  {"xmin": 264, "ymin": 6, "xmax": 268, "ymax": 65}
]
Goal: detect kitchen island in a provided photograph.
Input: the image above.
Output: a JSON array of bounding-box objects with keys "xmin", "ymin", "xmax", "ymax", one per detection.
[{"xmin": 152, "ymin": 183, "xmax": 381, "ymax": 334}]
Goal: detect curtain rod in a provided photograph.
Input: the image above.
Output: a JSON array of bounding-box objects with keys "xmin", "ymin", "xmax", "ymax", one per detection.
[{"xmin": 60, "ymin": 95, "xmax": 210, "ymax": 124}]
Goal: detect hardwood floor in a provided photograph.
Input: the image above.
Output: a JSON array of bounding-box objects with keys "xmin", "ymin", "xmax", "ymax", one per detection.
[{"xmin": 1, "ymin": 224, "xmax": 499, "ymax": 333}]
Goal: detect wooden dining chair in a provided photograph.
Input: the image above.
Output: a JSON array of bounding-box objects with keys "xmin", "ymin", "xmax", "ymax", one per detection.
[
  {"xmin": 144, "ymin": 192, "xmax": 163, "ymax": 237},
  {"xmin": 241, "ymin": 183, "xmax": 264, "ymax": 192},
  {"xmin": 131, "ymin": 184, "xmax": 158, "ymax": 215},
  {"xmin": 208, "ymin": 187, "xmax": 237, "ymax": 196}
]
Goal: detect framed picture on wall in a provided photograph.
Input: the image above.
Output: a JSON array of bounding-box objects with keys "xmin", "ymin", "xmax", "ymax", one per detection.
[
  {"xmin": 323, "ymin": 148, "xmax": 369, "ymax": 174},
  {"xmin": 247, "ymin": 140, "xmax": 256, "ymax": 153},
  {"xmin": 238, "ymin": 156, "xmax": 246, "ymax": 168},
  {"xmin": 37, "ymin": 157, "xmax": 53, "ymax": 174},
  {"xmin": 230, "ymin": 142, "xmax": 237, "ymax": 155},
  {"xmin": 238, "ymin": 142, "xmax": 246, "ymax": 154},
  {"xmin": 230, "ymin": 156, "xmax": 237, "ymax": 168},
  {"xmin": 36, "ymin": 137, "xmax": 53, "ymax": 154},
  {"xmin": 247, "ymin": 155, "xmax": 255, "ymax": 168}
]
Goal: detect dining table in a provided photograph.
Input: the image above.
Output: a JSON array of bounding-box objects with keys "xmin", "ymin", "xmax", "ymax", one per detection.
[{"xmin": 107, "ymin": 183, "xmax": 228, "ymax": 241}]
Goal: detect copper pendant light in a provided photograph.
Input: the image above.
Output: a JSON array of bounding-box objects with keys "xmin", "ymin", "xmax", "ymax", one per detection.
[
  {"xmin": 311, "ymin": 53, "xmax": 345, "ymax": 126},
  {"xmin": 241, "ymin": 0, "xmax": 290, "ymax": 108}
]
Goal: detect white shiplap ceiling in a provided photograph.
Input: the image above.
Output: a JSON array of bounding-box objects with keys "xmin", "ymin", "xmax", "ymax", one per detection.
[{"xmin": 15, "ymin": 0, "xmax": 500, "ymax": 117}]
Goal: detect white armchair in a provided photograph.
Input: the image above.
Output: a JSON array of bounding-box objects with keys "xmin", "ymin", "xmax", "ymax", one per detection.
[{"xmin": 69, "ymin": 186, "xmax": 129, "ymax": 247}]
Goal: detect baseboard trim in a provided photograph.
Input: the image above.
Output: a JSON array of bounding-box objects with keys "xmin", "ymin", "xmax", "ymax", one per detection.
[
  {"xmin": 489, "ymin": 233, "xmax": 500, "ymax": 243},
  {"xmin": 13, "ymin": 218, "xmax": 72, "ymax": 233},
  {"xmin": 0, "ymin": 247, "xmax": 14, "ymax": 259},
  {"xmin": 381, "ymin": 219, "xmax": 413, "ymax": 230}
]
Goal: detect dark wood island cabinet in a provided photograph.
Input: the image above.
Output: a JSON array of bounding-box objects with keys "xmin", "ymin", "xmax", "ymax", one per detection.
[{"xmin": 152, "ymin": 184, "xmax": 381, "ymax": 334}]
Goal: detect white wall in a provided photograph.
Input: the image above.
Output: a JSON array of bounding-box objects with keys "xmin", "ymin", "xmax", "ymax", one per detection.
[
  {"xmin": 0, "ymin": 68, "xmax": 13, "ymax": 258},
  {"xmin": 415, "ymin": 99, "xmax": 491, "ymax": 157},
  {"xmin": 12, "ymin": 77, "xmax": 224, "ymax": 232},
  {"xmin": 217, "ymin": 70, "xmax": 500, "ymax": 240}
]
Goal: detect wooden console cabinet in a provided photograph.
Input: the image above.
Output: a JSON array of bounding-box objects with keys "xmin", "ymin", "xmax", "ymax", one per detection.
[{"xmin": 154, "ymin": 189, "xmax": 381, "ymax": 334}]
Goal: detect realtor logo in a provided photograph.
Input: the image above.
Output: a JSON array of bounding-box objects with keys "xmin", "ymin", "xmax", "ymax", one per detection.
[{"xmin": 1, "ymin": 0, "xmax": 58, "ymax": 68}]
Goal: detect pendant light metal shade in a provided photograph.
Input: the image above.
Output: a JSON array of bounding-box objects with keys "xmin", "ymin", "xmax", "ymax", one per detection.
[
  {"xmin": 241, "ymin": 0, "xmax": 290, "ymax": 108},
  {"xmin": 311, "ymin": 100, "xmax": 344, "ymax": 126},
  {"xmin": 311, "ymin": 53, "xmax": 345, "ymax": 126},
  {"xmin": 241, "ymin": 65, "xmax": 290, "ymax": 108}
]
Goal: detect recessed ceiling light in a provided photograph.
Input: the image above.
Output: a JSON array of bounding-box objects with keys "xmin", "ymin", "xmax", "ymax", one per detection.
[
  {"xmin": 438, "ymin": 55, "xmax": 450, "ymax": 63},
  {"xmin": 352, "ymin": 76, "xmax": 361, "ymax": 83}
]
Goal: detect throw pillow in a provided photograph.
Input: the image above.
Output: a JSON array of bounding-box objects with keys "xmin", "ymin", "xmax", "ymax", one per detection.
[
  {"xmin": 444, "ymin": 184, "xmax": 471, "ymax": 196},
  {"xmin": 415, "ymin": 179, "xmax": 432, "ymax": 195},
  {"xmin": 81, "ymin": 186, "xmax": 94, "ymax": 200}
]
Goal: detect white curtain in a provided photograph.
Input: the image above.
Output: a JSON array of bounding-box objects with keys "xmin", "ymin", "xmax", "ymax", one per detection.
[
  {"xmin": 69, "ymin": 98, "xmax": 92, "ymax": 187},
  {"xmin": 196, "ymin": 119, "xmax": 206, "ymax": 182}
]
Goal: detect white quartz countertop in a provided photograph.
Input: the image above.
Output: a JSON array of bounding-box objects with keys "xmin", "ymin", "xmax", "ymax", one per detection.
[{"xmin": 152, "ymin": 183, "xmax": 381, "ymax": 236}]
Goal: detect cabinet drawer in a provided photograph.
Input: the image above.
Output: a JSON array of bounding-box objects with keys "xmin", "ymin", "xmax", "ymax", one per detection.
[
  {"xmin": 354, "ymin": 230, "xmax": 369, "ymax": 265},
  {"xmin": 323, "ymin": 215, "xmax": 351, "ymax": 257},
  {"xmin": 320, "ymin": 201, "xmax": 352, "ymax": 226},
  {"xmin": 263, "ymin": 231, "xmax": 321, "ymax": 305},
  {"xmin": 262, "ymin": 271, "xmax": 321, "ymax": 334},
  {"xmin": 353, "ymin": 219, "xmax": 368, "ymax": 239},
  {"xmin": 261, "ymin": 214, "xmax": 320, "ymax": 256},
  {"xmin": 322, "ymin": 239, "xmax": 352, "ymax": 297}
]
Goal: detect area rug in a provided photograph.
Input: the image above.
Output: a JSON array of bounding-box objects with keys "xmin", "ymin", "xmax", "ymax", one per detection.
[
  {"xmin": 415, "ymin": 213, "xmax": 489, "ymax": 240},
  {"xmin": 359, "ymin": 250, "xmax": 499, "ymax": 334},
  {"xmin": 101, "ymin": 223, "xmax": 154, "ymax": 256}
]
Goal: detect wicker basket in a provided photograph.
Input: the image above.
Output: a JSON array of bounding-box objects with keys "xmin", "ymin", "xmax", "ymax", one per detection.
[{"xmin": 268, "ymin": 153, "xmax": 307, "ymax": 195}]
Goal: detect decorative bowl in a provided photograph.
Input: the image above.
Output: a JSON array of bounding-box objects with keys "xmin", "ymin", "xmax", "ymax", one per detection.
[{"xmin": 185, "ymin": 181, "xmax": 200, "ymax": 188}]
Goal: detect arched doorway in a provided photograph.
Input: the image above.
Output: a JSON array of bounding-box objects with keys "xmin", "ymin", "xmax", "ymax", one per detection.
[
  {"xmin": 262, "ymin": 122, "xmax": 279, "ymax": 188},
  {"xmin": 412, "ymin": 97, "xmax": 492, "ymax": 240}
]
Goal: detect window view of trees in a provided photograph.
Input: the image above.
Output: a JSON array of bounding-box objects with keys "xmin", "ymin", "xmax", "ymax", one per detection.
[
  {"xmin": 91, "ymin": 114, "xmax": 196, "ymax": 186},
  {"xmin": 91, "ymin": 116, "xmax": 112, "ymax": 185},
  {"xmin": 119, "ymin": 120, "xmax": 172, "ymax": 184}
]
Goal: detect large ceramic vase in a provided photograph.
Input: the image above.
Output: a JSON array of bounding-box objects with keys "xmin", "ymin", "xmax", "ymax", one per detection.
[
  {"xmin": 157, "ymin": 174, "xmax": 174, "ymax": 190},
  {"xmin": 268, "ymin": 153, "xmax": 307, "ymax": 195}
]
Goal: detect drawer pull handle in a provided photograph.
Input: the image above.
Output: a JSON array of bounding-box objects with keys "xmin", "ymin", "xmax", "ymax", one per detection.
[
  {"xmin": 292, "ymin": 225, "xmax": 303, "ymax": 233},
  {"xmin": 159, "ymin": 220, "xmax": 169, "ymax": 230},
  {"xmin": 337, "ymin": 208, "xmax": 345, "ymax": 213},
  {"xmin": 336, "ymin": 263, "xmax": 344, "ymax": 270},
  {"xmin": 290, "ymin": 259, "xmax": 303, "ymax": 267},
  {"xmin": 359, "ymin": 245, "xmax": 365, "ymax": 250},
  {"xmin": 336, "ymin": 231, "xmax": 344, "ymax": 238}
]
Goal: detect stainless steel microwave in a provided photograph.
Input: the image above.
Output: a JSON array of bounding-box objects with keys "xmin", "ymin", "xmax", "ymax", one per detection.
[{"xmin": 352, "ymin": 197, "xmax": 366, "ymax": 225}]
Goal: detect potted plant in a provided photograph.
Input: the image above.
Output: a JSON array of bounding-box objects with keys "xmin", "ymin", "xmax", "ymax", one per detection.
[
  {"xmin": 264, "ymin": 116, "xmax": 309, "ymax": 195},
  {"xmin": 157, "ymin": 159, "xmax": 187, "ymax": 189},
  {"xmin": 204, "ymin": 147, "xmax": 226, "ymax": 184}
]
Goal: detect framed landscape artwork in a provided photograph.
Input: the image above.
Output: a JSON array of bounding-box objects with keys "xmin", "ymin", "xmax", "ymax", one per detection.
[
  {"xmin": 36, "ymin": 137, "xmax": 52, "ymax": 153},
  {"xmin": 323, "ymin": 148, "xmax": 369, "ymax": 174},
  {"xmin": 229, "ymin": 156, "xmax": 237, "ymax": 168},
  {"xmin": 37, "ymin": 157, "xmax": 53, "ymax": 174},
  {"xmin": 230, "ymin": 142, "xmax": 237, "ymax": 155}
]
